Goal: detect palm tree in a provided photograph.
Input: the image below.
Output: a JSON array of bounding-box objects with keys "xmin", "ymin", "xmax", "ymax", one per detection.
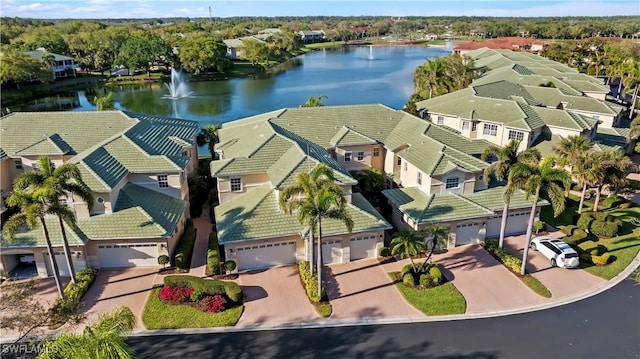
[
  {"xmin": 15, "ymin": 156, "xmax": 93, "ymax": 284},
  {"xmin": 196, "ymin": 124, "xmax": 221, "ymax": 160},
  {"xmin": 38, "ymin": 306, "xmax": 135, "ymax": 359},
  {"xmin": 300, "ymin": 95, "xmax": 328, "ymax": 107},
  {"xmin": 553, "ymin": 135, "xmax": 594, "ymax": 173},
  {"xmin": 592, "ymin": 149, "xmax": 634, "ymax": 211},
  {"xmin": 628, "ymin": 114, "xmax": 640, "ymax": 149},
  {"xmin": 507, "ymin": 156, "xmax": 570, "ymax": 275},
  {"xmin": 481, "ymin": 140, "xmax": 541, "ymax": 248},
  {"xmin": 3, "ymin": 189, "xmax": 65, "ymax": 299},
  {"xmin": 419, "ymin": 224, "xmax": 450, "ymax": 271},
  {"xmin": 573, "ymin": 151, "xmax": 602, "ymax": 214},
  {"xmin": 390, "ymin": 230, "xmax": 427, "ymax": 273}
]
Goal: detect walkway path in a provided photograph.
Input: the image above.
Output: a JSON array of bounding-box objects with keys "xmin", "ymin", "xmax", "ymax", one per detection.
[{"xmin": 190, "ymin": 207, "xmax": 212, "ymax": 278}]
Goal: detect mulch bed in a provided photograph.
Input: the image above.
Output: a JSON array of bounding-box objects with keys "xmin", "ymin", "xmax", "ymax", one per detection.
[{"xmin": 158, "ymin": 267, "xmax": 188, "ymax": 275}]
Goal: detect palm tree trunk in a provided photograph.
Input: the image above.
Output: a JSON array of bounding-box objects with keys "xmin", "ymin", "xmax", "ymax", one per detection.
[
  {"xmin": 58, "ymin": 215, "xmax": 76, "ymax": 284},
  {"xmin": 420, "ymin": 238, "xmax": 437, "ymax": 272},
  {"xmin": 520, "ymin": 187, "xmax": 540, "ymax": 275},
  {"xmin": 617, "ymin": 76, "xmax": 624, "ymax": 100},
  {"xmin": 630, "ymin": 86, "xmax": 639, "ymax": 118},
  {"xmin": 308, "ymin": 227, "xmax": 314, "ymax": 275},
  {"xmin": 316, "ymin": 216, "xmax": 323, "ymax": 301},
  {"xmin": 498, "ymin": 203, "xmax": 509, "ymax": 249},
  {"xmin": 593, "ymin": 184, "xmax": 603, "ymax": 212},
  {"xmin": 578, "ymin": 182, "xmax": 587, "ymax": 214},
  {"xmin": 41, "ymin": 218, "xmax": 65, "ymax": 299}
]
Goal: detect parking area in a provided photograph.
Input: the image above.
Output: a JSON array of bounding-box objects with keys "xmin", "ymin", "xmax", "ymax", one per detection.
[
  {"xmin": 236, "ymin": 265, "xmax": 319, "ymax": 326},
  {"xmin": 503, "ymin": 235, "xmax": 605, "ymax": 299},
  {"xmin": 81, "ymin": 268, "xmax": 160, "ymax": 329}
]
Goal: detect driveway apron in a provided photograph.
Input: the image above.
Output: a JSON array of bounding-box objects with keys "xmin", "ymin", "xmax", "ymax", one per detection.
[
  {"xmin": 324, "ymin": 259, "xmax": 423, "ymax": 320},
  {"xmin": 236, "ymin": 266, "xmax": 318, "ymax": 326}
]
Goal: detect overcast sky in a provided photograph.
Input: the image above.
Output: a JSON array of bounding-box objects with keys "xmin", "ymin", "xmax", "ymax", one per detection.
[{"xmin": 1, "ymin": 0, "xmax": 638, "ymax": 19}]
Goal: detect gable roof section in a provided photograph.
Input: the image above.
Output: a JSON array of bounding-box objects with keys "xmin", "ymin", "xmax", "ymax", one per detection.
[
  {"xmin": 422, "ymin": 123, "xmax": 492, "ymax": 155},
  {"xmin": 0, "ymin": 215, "xmax": 86, "ymax": 248}
]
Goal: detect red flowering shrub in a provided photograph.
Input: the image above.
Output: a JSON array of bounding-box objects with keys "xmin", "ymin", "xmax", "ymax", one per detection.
[
  {"xmin": 199, "ymin": 294, "xmax": 226, "ymax": 313},
  {"xmin": 158, "ymin": 286, "xmax": 194, "ymax": 304}
]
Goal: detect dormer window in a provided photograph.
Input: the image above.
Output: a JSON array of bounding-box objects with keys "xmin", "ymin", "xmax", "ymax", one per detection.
[
  {"xmin": 461, "ymin": 121, "xmax": 470, "ymax": 131},
  {"xmin": 230, "ymin": 178, "xmax": 242, "ymax": 192},
  {"xmin": 14, "ymin": 160, "xmax": 22, "ymax": 169},
  {"xmin": 344, "ymin": 152, "xmax": 352, "ymax": 162},
  {"xmin": 158, "ymin": 174, "xmax": 169, "ymax": 188},
  {"xmin": 446, "ymin": 177, "xmax": 459, "ymax": 189},
  {"xmin": 373, "ymin": 148, "xmax": 380, "ymax": 157},
  {"xmin": 437, "ymin": 116, "xmax": 444, "ymax": 125}
]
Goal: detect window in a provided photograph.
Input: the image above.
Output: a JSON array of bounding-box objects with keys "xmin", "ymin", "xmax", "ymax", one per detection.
[
  {"xmin": 230, "ymin": 178, "xmax": 242, "ymax": 192},
  {"xmin": 445, "ymin": 177, "xmax": 459, "ymax": 189},
  {"xmin": 373, "ymin": 148, "xmax": 380, "ymax": 157},
  {"xmin": 96, "ymin": 197, "xmax": 105, "ymax": 204},
  {"xmin": 417, "ymin": 172, "xmax": 422, "ymax": 185},
  {"xmin": 397, "ymin": 157, "xmax": 402, "ymax": 166},
  {"xmin": 357, "ymin": 151, "xmax": 364, "ymax": 161},
  {"xmin": 344, "ymin": 152, "xmax": 351, "ymax": 162},
  {"xmin": 483, "ymin": 124, "xmax": 498, "ymax": 136},
  {"xmin": 508, "ymin": 130, "xmax": 524, "ymax": 141},
  {"xmin": 472, "ymin": 122, "xmax": 478, "ymax": 131},
  {"xmin": 157, "ymin": 175, "xmax": 169, "ymax": 188},
  {"xmin": 14, "ymin": 160, "xmax": 22, "ymax": 169},
  {"xmin": 403, "ymin": 161, "xmax": 408, "ymax": 172},
  {"xmin": 437, "ymin": 116, "xmax": 444, "ymax": 125},
  {"xmin": 461, "ymin": 121, "xmax": 470, "ymax": 131}
]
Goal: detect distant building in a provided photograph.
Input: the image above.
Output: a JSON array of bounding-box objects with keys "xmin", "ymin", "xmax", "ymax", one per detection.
[
  {"xmin": 23, "ymin": 48, "xmax": 76, "ymax": 79},
  {"xmin": 453, "ymin": 37, "xmax": 549, "ymax": 56},
  {"xmin": 299, "ymin": 30, "xmax": 325, "ymax": 43}
]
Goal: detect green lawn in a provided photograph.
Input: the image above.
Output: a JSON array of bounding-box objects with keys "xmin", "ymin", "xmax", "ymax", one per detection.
[
  {"xmin": 521, "ymin": 275, "xmax": 552, "ymax": 298},
  {"xmin": 304, "ymin": 41, "xmax": 345, "ymax": 49},
  {"xmin": 389, "ymin": 274, "xmax": 466, "ymax": 315},
  {"xmin": 142, "ymin": 288, "xmax": 244, "ymax": 329}
]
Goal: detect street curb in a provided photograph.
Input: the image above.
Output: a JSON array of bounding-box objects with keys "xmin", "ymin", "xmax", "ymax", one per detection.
[{"xmin": 128, "ymin": 250, "xmax": 640, "ymax": 337}]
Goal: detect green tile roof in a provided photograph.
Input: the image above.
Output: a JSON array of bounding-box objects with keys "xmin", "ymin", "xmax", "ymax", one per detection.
[
  {"xmin": 522, "ymin": 86, "xmax": 619, "ymax": 115},
  {"xmin": 382, "ymin": 186, "xmax": 548, "ymax": 225},
  {"xmin": 530, "ymin": 132, "xmax": 563, "ymax": 157},
  {"xmin": 215, "ymin": 185, "xmax": 390, "ymax": 244},
  {"xmin": 330, "ymin": 126, "xmax": 378, "ymax": 146},
  {"xmin": 1, "ymin": 215, "xmax": 87, "ymax": 248},
  {"xmin": 422, "ymin": 123, "xmax": 493, "ymax": 155},
  {"xmin": 532, "ymin": 107, "xmax": 594, "ymax": 131}
]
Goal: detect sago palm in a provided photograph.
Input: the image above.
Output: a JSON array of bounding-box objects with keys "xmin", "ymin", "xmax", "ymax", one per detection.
[
  {"xmin": 506, "ymin": 156, "xmax": 570, "ymax": 275},
  {"xmin": 482, "ymin": 140, "xmax": 540, "ymax": 248}
]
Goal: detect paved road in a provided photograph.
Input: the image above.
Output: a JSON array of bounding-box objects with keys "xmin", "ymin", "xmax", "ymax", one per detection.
[{"xmin": 127, "ymin": 277, "xmax": 640, "ymax": 359}]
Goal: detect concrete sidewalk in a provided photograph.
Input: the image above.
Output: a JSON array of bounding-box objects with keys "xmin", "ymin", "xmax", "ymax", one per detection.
[{"xmin": 190, "ymin": 210, "xmax": 212, "ymax": 278}]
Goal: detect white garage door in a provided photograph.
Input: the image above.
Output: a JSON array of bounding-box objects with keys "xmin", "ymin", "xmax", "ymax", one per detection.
[
  {"xmin": 97, "ymin": 243, "xmax": 159, "ymax": 268},
  {"xmin": 350, "ymin": 235, "xmax": 377, "ymax": 261},
  {"xmin": 321, "ymin": 240, "xmax": 342, "ymax": 264},
  {"xmin": 486, "ymin": 216, "xmax": 502, "ymax": 237},
  {"xmin": 44, "ymin": 252, "xmax": 87, "ymax": 277},
  {"xmin": 455, "ymin": 222, "xmax": 480, "ymax": 246},
  {"xmin": 505, "ymin": 211, "xmax": 531, "ymax": 235},
  {"xmin": 235, "ymin": 241, "xmax": 296, "ymax": 271}
]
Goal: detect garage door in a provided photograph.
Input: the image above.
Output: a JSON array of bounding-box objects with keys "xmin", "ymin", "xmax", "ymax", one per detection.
[
  {"xmin": 97, "ymin": 243, "xmax": 159, "ymax": 268},
  {"xmin": 235, "ymin": 241, "xmax": 296, "ymax": 271},
  {"xmin": 350, "ymin": 235, "xmax": 377, "ymax": 261},
  {"xmin": 505, "ymin": 211, "xmax": 530, "ymax": 235},
  {"xmin": 44, "ymin": 251, "xmax": 87, "ymax": 276},
  {"xmin": 455, "ymin": 222, "xmax": 480, "ymax": 246},
  {"xmin": 486, "ymin": 216, "xmax": 501, "ymax": 237},
  {"xmin": 321, "ymin": 240, "xmax": 342, "ymax": 264}
]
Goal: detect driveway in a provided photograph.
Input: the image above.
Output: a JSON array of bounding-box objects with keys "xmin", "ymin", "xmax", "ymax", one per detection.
[
  {"xmin": 324, "ymin": 259, "xmax": 423, "ymax": 320},
  {"xmin": 81, "ymin": 268, "xmax": 160, "ymax": 330},
  {"xmin": 383, "ymin": 245, "xmax": 548, "ymax": 314},
  {"xmin": 503, "ymin": 235, "xmax": 605, "ymax": 299},
  {"xmin": 236, "ymin": 265, "xmax": 318, "ymax": 326}
]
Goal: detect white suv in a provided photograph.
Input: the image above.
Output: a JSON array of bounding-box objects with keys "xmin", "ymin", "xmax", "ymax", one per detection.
[{"xmin": 530, "ymin": 236, "xmax": 580, "ymax": 268}]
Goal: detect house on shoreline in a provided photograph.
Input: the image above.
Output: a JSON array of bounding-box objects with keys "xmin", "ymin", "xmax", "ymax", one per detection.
[{"xmin": 0, "ymin": 111, "xmax": 199, "ymax": 278}]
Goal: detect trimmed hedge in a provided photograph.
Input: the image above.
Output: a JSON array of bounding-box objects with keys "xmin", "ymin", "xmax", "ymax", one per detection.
[
  {"xmin": 576, "ymin": 212, "xmax": 621, "ymax": 238},
  {"xmin": 378, "ymin": 247, "xmax": 391, "ymax": 257},
  {"xmin": 298, "ymin": 261, "xmax": 326, "ymax": 302},
  {"xmin": 590, "ymin": 220, "xmax": 619, "ymax": 237},
  {"xmin": 163, "ymin": 275, "xmax": 242, "ymax": 303},
  {"xmin": 560, "ymin": 225, "xmax": 588, "ymax": 246},
  {"xmin": 50, "ymin": 268, "xmax": 98, "ymax": 324},
  {"xmin": 591, "ymin": 253, "xmax": 611, "ymax": 266},
  {"xmin": 174, "ymin": 226, "xmax": 196, "ymax": 270},
  {"xmin": 400, "ymin": 263, "xmax": 444, "ymax": 288},
  {"xmin": 207, "ymin": 231, "xmax": 221, "ymax": 275},
  {"xmin": 482, "ymin": 238, "xmax": 523, "ymax": 273}
]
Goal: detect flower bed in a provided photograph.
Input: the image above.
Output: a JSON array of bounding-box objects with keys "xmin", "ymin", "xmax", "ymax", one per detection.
[{"xmin": 157, "ymin": 286, "xmax": 227, "ymax": 313}]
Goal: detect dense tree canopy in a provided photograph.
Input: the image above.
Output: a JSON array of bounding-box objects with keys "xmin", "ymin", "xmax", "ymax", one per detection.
[
  {"xmin": 0, "ymin": 47, "xmax": 53, "ymax": 86},
  {"xmin": 179, "ymin": 35, "xmax": 230, "ymax": 74}
]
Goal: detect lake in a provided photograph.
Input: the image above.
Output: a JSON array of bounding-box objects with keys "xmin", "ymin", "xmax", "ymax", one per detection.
[{"xmin": 20, "ymin": 46, "xmax": 451, "ymax": 125}]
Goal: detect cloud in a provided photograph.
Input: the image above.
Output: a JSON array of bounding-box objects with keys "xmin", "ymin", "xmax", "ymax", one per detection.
[
  {"xmin": 70, "ymin": 5, "xmax": 112, "ymax": 14},
  {"xmin": 14, "ymin": 2, "xmax": 68, "ymax": 12}
]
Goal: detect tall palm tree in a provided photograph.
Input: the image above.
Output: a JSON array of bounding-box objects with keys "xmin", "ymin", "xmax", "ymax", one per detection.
[
  {"xmin": 507, "ymin": 156, "xmax": 570, "ymax": 275},
  {"xmin": 481, "ymin": 140, "xmax": 541, "ymax": 248},
  {"xmin": 419, "ymin": 224, "xmax": 449, "ymax": 271},
  {"xmin": 628, "ymin": 115, "xmax": 640, "ymax": 148},
  {"xmin": 196, "ymin": 124, "xmax": 221, "ymax": 160},
  {"xmin": 15, "ymin": 156, "xmax": 93, "ymax": 284},
  {"xmin": 3, "ymin": 189, "xmax": 65, "ymax": 299},
  {"xmin": 573, "ymin": 151, "xmax": 602, "ymax": 214},
  {"xmin": 592, "ymin": 149, "xmax": 634, "ymax": 211},
  {"xmin": 553, "ymin": 135, "xmax": 594, "ymax": 172},
  {"xmin": 38, "ymin": 306, "xmax": 135, "ymax": 359},
  {"xmin": 390, "ymin": 230, "xmax": 427, "ymax": 273}
]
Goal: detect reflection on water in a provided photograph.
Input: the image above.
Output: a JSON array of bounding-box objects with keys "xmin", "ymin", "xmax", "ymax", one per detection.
[{"xmin": 16, "ymin": 46, "xmax": 449, "ymax": 125}]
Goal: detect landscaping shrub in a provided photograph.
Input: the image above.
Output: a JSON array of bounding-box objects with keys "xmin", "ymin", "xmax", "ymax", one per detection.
[
  {"xmin": 50, "ymin": 268, "xmax": 98, "ymax": 324},
  {"xmin": 199, "ymin": 294, "xmax": 226, "ymax": 313},
  {"xmin": 619, "ymin": 202, "xmax": 632, "ymax": 209},
  {"xmin": 403, "ymin": 272, "xmax": 416, "ymax": 286},
  {"xmin": 158, "ymin": 254, "xmax": 170, "ymax": 268},
  {"xmin": 559, "ymin": 225, "xmax": 578, "ymax": 236},
  {"xmin": 159, "ymin": 286, "xmax": 194, "ymax": 304},
  {"xmin": 419, "ymin": 274, "xmax": 433, "ymax": 288},
  {"xmin": 563, "ymin": 227, "xmax": 588, "ymax": 246},
  {"xmin": 579, "ymin": 253, "xmax": 593, "ymax": 264},
  {"xmin": 190, "ymin": 290, "xmax": 205, "ymax": 302},
  {"xmin": 590, "ymin": 220, "xmax": 619, "ymax": 237},
  {"xmin": 534, "ymin": 220, "xmax": 546, "ymax": 233},
  {"xmin": 163, "ymin": 275, "xmax": 242, "ymax": 303},
  {"xmin": 224, "ymin": 260, "xmax": 237, "ymax": 273},
  {"xmin": 577, "ymin": 214, "xmax": 593, "ymax": 231},
  {"xmin": 482, "ymin": 239, "xmax": 523, "ymax": 273},
  {"xmin": 577, "ymin": 240, "xmax": 602, "ymax": 255},
  {"xmin": 174, "ymin": 226, "xmax": 196, "ymax": 270},
  {"xmin": 602, "ymin": 195, "xmax": 625, "ymax": 210},
  {"xmin": 591, "ymin": 253, "xmax": 611, "ymax": 266},
  {"xmin": 298, "ymin": 261, "xmax": 326, "ymax": 302},
  {"xmin": 429, "ymin": 265, "xmax": 444, "ymax": 286},
  {"xmin": 207, "ymin": 249, "xmax": 221, "ymax": 275},
  {"xmin": 379, "ymin": 247, "xmax": 391, "ymax": 257},
  {"xmin": 401, "ymin": 264, "xmax": 414, "ymax": 278}
]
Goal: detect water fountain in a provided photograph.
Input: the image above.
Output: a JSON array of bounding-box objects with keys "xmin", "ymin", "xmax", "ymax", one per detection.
[
  {"xmin": 367, "ymin": 45, "xmax": 375, "ymax": 60},
  {"xmin": 163, "ymin": 68, "xmax": 192, "ymax": 99}
]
